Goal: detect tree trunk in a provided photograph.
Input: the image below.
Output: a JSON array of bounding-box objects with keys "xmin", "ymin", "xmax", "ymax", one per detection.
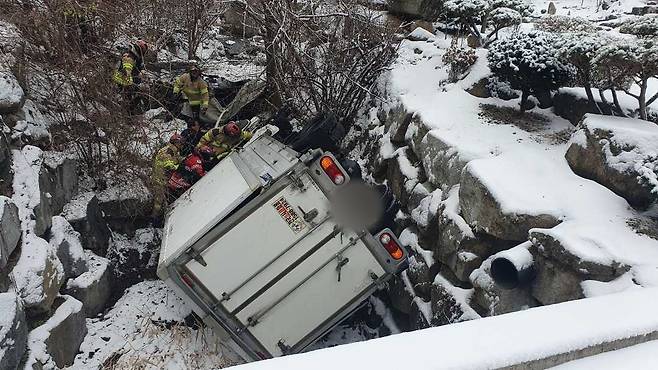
[
  {"xmin": 584, "ymin": 82, "xmax": 602, "ymax": 114},
  {"xmin": 639, "ymin": 78, "xmax": 648, "ymax": 120},
  {"xmin": 598, "ymin": 89, "xmax": 612, "ymax": 115},
  {"xmin": 610, "ymin": 88, "xmax": 627, "ymax": 117},
  {"xmin": 520, "ymin": 89, "xmax": 529, "ymax": 113}
]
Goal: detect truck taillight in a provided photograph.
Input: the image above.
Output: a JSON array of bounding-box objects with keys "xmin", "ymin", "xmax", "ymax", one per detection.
[
  {"xmin": 379, "ymin": 232, "xmax": 404, "ymax": 260},
  {"xmin": 320, "ymin": 156, "xmax": 345, "ymax": 185},
  {"xmin": 181, "ymin": 273, "xmax": 195, "ymax": 288}
]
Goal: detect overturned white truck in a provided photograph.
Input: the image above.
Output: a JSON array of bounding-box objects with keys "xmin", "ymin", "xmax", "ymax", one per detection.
[{"xmin": 157, "ymin": 125, "xmax": 409, "ymax": 361}]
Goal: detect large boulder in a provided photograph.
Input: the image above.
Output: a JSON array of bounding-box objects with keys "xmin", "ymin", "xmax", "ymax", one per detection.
[
  {"xmin": 39, "ymin": 151, "xmax": 78, "ymax": 215},
  {"xmin": 65, "ymin": 250, "xmax": 111, "ymax": 317},
  {"xmin": 13, "ymin": 235, "xmax": 65, "ymax": 316},
  {"xmin": 565, "ymin": 114, "xmax": 658, "ymax": 209},
  {"xmin": 49, "ymin": 216, "xmax": 88, "ymax": 280},
  {"xmin": 11, "ymin": 146, "xmax": 53, "ymax": 237},
  {"xmin": 0, "ymin": 292, "xmax": 28, "ymax": 370},
  {"xmin": 386, "ymin": 147, "xmax": 425, "ymax": 208},
  {"xmin": 63, "ymin": 192, "xmax": 111, "ymax": 255},
  {"xmin": 430, "ymin": 275, "xmax": 481, "ymax": 325},
  {"xmin": 97, "ymin": 182, "xmax": 152, "ymax": 234},
  {"xmin": 0, "ymin": 196, "xmax": 20, "ymax": 270},
  {"xmin": 0, "ymin": 121, "xmax": 12, "ymax": 195},
  {"xmin": 387, "ymin": 0, "xmax": 443, "ymax": 20},
  {"xmin": 25, "ymin": 295, "xmax": 87, "ymax": 369},
  {"xmin": 459, "ymin": 163, "xmax": 560, "ymax": 241},
  {"xmin": 416, "ymin": 128, "xmax": 468, "ymax": 189},
  {"xmin": 4, "ymin": 99, "xmax": 51, "ymax": 148},
  {"xmin": 0, "ymin": 71, "xmax": 24, "ymax": 114},
  {"xmin": 529, "ymin": 229, "xmax": 630, "ymax": 305},
  {"xmin": 107, "ymin": 228, "xmax": 161, "ymax": 297}
]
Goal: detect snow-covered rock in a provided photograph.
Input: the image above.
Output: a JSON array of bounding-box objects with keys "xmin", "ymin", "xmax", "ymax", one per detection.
[
  {"xmin": 386, "ymin": 147, "xmax": 425, "ymax": 208},
  {"xmin": 63, "ymin": 192, "xmax": 111, "ymax": 255},
  {"xmin": 12, "ymin": 146, "xmax": 53, "ymax": 237},
  {"xmin": 0, "ymin": 121, "xmax": 11, "ymax": 189},
  {"xmin": 529, "ymin": 230, "xmax": 630, "ymax": 305},
  {"xmin": 106, "ymin": 228, "xmax": 161, "ymax": 295},
  {"xmin": 431, "ymin": 274, "xmax": 480, "ymax": 326},
  {"xmin": 0, "ymin": 71, "xmax": 24, "ymax": 114},
  {"xmin": 13, "ymin": 235, "xmax": 64, "ymax": 315},
  {"xmin": 0, "ymin": 196, "xmax": 20, "ymax": 270},
  {"xmin": 4, "ymin": 99, "xmax": 51, "ymax": 148},
  {"xmin": 25, "ymin": 295, "xmax": 87, "ymax": 369},
  {"xmin": 49, "ymin": 216, "xmax": 88, "ymax": 280},
  {"xmin": 39, "ymin": 151, "xmax": 78, "ymax": 215},
  {"xmin": 417, "ymin": 129, "xmax": 469, "ymax": 189},
  {"xmin": 97, "ymin": 181, "xmax": 152, "ymax": 232},
  {"xmin": 459, "ymin": 163, "xmax": 561, "ymax": 241},
  {"xmin": 0, "ymin": 292, "xmax": 27, "ymax": 370},
  {"xmin": 566, "ymin": 114, "xmax": 658, "ymax": 209},
  {"xmin": 65, "ymin": 250, "xmax": 111, "ymax": 317}
]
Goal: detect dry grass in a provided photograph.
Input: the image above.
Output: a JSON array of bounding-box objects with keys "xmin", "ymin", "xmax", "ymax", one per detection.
[{"xmin": 478, "ymin": 104, "xmax": 550, "ymax": 132}]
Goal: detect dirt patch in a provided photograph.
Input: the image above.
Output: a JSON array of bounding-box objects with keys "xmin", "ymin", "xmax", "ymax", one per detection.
[
  {"xmin": 539, "ymin": 128, "xmax": 575, "ymax": 145},
  {"xmin": 627, "ymin": 217, "xmax": 658, "ymax": 240},
  {"xmin": 478, "ymin": 104, "xmax": 550, "ymax": 132}
]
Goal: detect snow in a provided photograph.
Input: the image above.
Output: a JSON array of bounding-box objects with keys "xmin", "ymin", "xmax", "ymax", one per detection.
[
  {"xmin": 0, "ymin": 71, "xmax": 23, "ymax": 108},
  {"xmin": 63, "ymin": 191, "xmax": 95, "ymax": 222},
  {"xmin": 228, "ymin": 288, "xmax": 658, "ymax": 370},
  {"xmin": 50, "ymin": 215, "xmax": 87, "ymax": 269},
  {"xmin": 551, "ymin": 340, "xmax": 658, "ymax": 369},
  {"xmin": 0, "ymin": 292, "xmax": 19, "ymax": 360},
  {"xmin": 410, "ymin": 188, "xmax": 442, "ymax": 230},
  {"xmin": 10, "ymin": 99, "xmax": 52, "ymax": 144},
  {"xmin": 67, "ymin": 250, "xmax": 109, "ymax": 290},
  {"xmin": 70, "ymin": 280, "xmax": 239, "ymax": 369},
  {"xmin": 441, "ymin": 185, "xmax": 475, "ymax": 239},
  {"xmin": 494, "ymin": 241, "xmax": 534, "ymax": 270},
  {"xmin": 399, "ymin": 228, "xmax": 434, "ymax": 267}
]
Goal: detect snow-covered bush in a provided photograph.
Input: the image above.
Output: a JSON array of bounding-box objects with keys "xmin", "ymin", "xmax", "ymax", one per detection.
[
  {"xmin": 535, "ymin": 15, "xmax": 596, "ymax": 33},
  {"xmin": 557, "ymin": 32, "xmax": 611, "ymax": 113},
  {"xmin": 489, "ymin": 31, "xmax": 574, "ymax": 112},
  {"xmin": 443, "ymin": 0, "xmax": 531, "ymax": 45},
  {"xmin": 619, "ymin": 15, "xmax": 658, "ymax": 37},
  {"xmin": 593, "ymin": 39, "xmax": 658, "ymax": 120},
  {"xmin": 442, "ymin": 39, "xmax": 479, "ymax": 82}
]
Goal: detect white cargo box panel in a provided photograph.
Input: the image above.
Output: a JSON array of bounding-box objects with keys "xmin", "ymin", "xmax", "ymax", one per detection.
[
  {"xmin": 158, "ymin": 156, "xmax": 256, "ymax": 276},
  {"xmin": 158, "ymin": 134, "xmax": 300, "ymax": 278},
  {"xmin": 185, "ymin": 171, "xmax": 385, "ymax": 356}
]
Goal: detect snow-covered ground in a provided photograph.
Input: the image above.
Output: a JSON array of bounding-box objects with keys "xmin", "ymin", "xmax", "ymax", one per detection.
[
  {"xmin": 228, "ymin": 288, "xmax": 658, "ymax": 370},
  {"xmin": 70, "ymin": 281, "xmax": 240, "ymax": 369}
]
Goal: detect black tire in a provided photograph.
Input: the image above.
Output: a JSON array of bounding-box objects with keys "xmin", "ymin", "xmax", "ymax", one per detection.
[{"xmin": 291, "ymin": 112, "xmax": 345, "ymax": 153}]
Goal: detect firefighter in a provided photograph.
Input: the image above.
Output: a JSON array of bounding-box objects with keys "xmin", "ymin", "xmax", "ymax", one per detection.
[
  {"xmin": 113, "ymin": 39, "xmax": 148, "ymax": 113},
  {"xmin": 196, "ymin": 121, "xmax": 253, "ymax": 162},
  {"xmin": 173, "ymin": 64, "xmax": 210, "ymax": 125},
  {"xmin": 151, "ymin": 133, "xmax": 185, "ymax": 225}
]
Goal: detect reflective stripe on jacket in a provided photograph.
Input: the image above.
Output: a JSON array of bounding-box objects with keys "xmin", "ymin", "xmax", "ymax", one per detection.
[
  {"xmin": 152, "ymin": 143, "xmax": 182, "ymax": 185},
  {"xmin": 197, "ymin": 126, "xmax": 252, "ymax": 157},
  {"xmin": 173, "ymin": 73, "xmax": 209, "ymax": 107},
  {"xmin": 113, "ymin": 53, "xmax": 136, "ymax": 86}
]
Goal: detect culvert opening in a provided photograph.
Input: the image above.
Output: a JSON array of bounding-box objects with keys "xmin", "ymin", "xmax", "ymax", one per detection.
[{"xmin": 491, "ymin": 257, "xmax": 521, "ymax": 290}]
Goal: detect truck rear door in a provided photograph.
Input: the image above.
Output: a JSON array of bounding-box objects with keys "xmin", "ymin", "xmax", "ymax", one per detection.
[{"xmin": 183, "ymin": 169, "xmax": 386, "ymax": 356}]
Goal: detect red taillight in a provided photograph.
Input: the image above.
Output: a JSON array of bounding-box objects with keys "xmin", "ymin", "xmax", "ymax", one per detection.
[
  {"xmin": 320, "ymin": 156, "xmax": 346, "ymax": 185},
  {"xmin": 380, "ymin": 232, "xmax": 404, "ymax": 260},
  {"xmin": 181, "ymin": 273, "xmax": 195, "ymax": 288}
]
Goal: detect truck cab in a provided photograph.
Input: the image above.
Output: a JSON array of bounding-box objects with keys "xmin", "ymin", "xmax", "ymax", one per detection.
[{"xmin": 157, "ymin": 127, "xmax": 408, "ymax": 361}]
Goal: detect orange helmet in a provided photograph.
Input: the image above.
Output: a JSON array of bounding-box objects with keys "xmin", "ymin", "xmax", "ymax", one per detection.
[{"xmin": 223, "ymin": 121, "xmax": 241, "ymax": 137}]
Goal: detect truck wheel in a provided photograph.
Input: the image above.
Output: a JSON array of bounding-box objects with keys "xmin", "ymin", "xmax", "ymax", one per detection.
[{"xmin": 291, "ymin": 112, "xmax": 345, "ymax": 153}]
